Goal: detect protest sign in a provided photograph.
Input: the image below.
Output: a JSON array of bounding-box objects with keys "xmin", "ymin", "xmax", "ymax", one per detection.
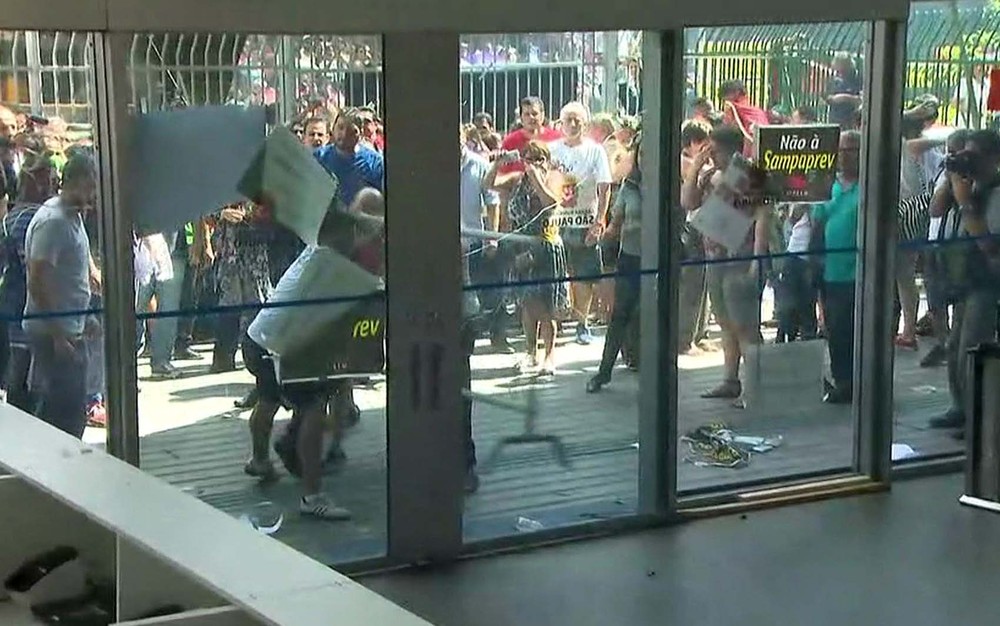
[
  {"xmin": 131, "ymin": 105, "xmax": 266, "ymax": 235},
  {"xmin": 755, "ymin": 124, "xmax": 840, "ymax": 203},
  {"xmin": 237, "ymin": 126, "xmax": 337, "ymax": 245}
]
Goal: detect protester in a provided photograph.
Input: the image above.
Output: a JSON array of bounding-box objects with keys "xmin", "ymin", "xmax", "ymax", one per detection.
[
  {"xmin": 719, "ymin": 80, "xmax": 769, "ymax": 158},
  {"xmin": 825, "ymin": 53, "xmax": 863, "ymax": 129},
  {"xmin": 549, "ymin": 102, "xmax": 613, "ymax": 346},
  {"xmin": 242, "ymin": 191, "xmax": 386, "ymax": 521},
  {"xmin": 681, "ymin": 125, "xmax": 770, "ymax": 404},
  {"xmin": 485, "ymin": 140, "xmax": 568, "ymax": 375},
  {"xmin": 678, "ymin": 120, "xmax": 712, "ymax": 355},
  {"xmin": 23, "ymin": 152, "xmax": 99, "ymax": 437},
  {"xmin": 813, "ymin": 130, "xmax": 862, "ymax": 404},
  {"xmin": 499, "ymin": 97, "xmax": 563, "ymax": 174},
  {"xmin": 587, "ymin": 136, "xmax": 643, "ymax": 393}
]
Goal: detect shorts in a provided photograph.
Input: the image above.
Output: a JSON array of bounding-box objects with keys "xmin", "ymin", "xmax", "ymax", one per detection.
[
  {"xmin": 242, "ymin": 336, "xmax": 332, "ymax": 410},
  {"xmin": 706, "ymin": 261, "xmax": 761, "ymax": 332},
  {"xmin": 561, "ymin": 228, "xmax": 603, "ymax": 278}
]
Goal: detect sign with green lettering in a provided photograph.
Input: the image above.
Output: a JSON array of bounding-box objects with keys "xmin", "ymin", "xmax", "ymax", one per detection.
[{"xmin": 754, "ymin": 124, "xmax": 841, "ymax": 202}]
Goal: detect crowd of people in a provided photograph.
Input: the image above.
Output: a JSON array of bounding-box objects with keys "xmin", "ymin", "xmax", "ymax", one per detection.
[
  {"xmin": 461, "ymin": 51, "xmax": 999, "ymax": 440},
  {"xmin": 2, "ymin": 48, "xmax": 999, "ymax": 521}
]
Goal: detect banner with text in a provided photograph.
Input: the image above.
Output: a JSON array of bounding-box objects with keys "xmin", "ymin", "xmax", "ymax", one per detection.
[{"xmin": 755, "ymin": 124, "xmax": 840, "ymax": 203}]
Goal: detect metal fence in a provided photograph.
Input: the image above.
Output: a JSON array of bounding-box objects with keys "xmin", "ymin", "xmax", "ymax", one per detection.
[
  {"xmin": 685, "ymin": 4, "xmax": 1000, "ymax": 128},
  {"xmin": 4, "ymin": 11, "xmax": 1000, "ymax": 132},
  {"xmin": 0, "ymin": 31, "xmax": 642, "ymax": 130}
]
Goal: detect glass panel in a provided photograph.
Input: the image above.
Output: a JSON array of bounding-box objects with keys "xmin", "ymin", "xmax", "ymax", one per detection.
[
  {"xmin": 458, "ymin": 31, "xmax": 644, "ymax": 542},
  {"xmin": 129, "ymin": 32, "xmax": 388, "ymax": 564},
  {"xmin": 892, "ymin": 1, "xmax": 1000, "ymax": 464},
  {"xmin": 678, "ymin": 23, "xmax": 869, "ymax": 494},
  {"xmin": 0, "ymin": 30, "xmax": 107, "ymax": 444}
]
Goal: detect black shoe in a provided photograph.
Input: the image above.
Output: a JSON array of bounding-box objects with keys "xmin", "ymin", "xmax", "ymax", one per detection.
[
  {"xmin": 822, "ymin": 381, "xmax": 852, "ymax": 405},
  {"xmin": 929, "ymin": 410, "xmax": 964, "ymax": 430},
  {"xmin": 491, "ymin": 338, "xmax": 515, "ymax": 355},
  {"xmin": 464, "ymin": 467, "xmax": 480, "ymax": 494},
  {"xmin": 150, "ymin": 364, "xmax": 182, "ymax": 380},
  {"xmin": 586, "ymin": 375, "xmax": 609, "ymax": 394},
  {"xmin": 919, "ymin": 345, "xmax": 947, "ymax": 368},
  {"xmin": 234, "ymin": 389, "xmax": 259, "ymax": 409},
  {"xmin": 209, "ymin": 360, "xmax": 237, "ymax": 374},
  {"xmin": 174, "ymin": 347, "xmax": 202, "ymax": 361}
]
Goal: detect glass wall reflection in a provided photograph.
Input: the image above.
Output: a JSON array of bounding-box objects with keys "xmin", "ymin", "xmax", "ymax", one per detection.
[
  {"xmin": 0, "ymin": 30, "xmax": 107, "ymax": 443},
  {"xmin": 678, "ymin": 23, "xmax": 868, "ymax": 494},
  {"xmin": 128, "ymin": 33, "xmax": 388, "ymax": 563},
  {"xmin": 892, "ymin": 2, "xmax": 1000, "ymax": 464},
  {"xmin": 458, "ymin": 32, "xmax": 643, "ymax": 542}
]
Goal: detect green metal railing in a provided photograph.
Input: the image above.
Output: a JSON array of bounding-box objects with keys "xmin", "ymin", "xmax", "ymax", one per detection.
[{"xmin": 686, "ymin": 4, "xmax": 1000, "ymax": 128}]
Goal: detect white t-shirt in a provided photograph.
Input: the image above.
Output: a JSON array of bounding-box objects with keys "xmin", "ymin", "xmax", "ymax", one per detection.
[
  {"xmin": 23, "ymin": 197, "xmax": 92, "ymax": 337},
  {"xmin": 549, "ymin": 137, "xmax": 613, "ymax": 229},
  {"xmin": 786, "ymin": 209, "xmax": 812, "ymax": 254}
]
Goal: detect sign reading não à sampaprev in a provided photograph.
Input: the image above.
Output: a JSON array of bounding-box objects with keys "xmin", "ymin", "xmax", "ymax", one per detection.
[{"xmin": 755, "ymin": 124, "xmax": 840, "ymax": 203}]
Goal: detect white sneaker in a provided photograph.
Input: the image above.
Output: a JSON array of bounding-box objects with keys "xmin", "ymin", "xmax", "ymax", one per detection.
[{"xmin": 300, "ymin": 494, "xmax": 351, "ymax": 521}]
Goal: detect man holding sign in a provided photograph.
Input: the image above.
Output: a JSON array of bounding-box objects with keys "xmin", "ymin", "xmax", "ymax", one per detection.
[{"xmin": 549, "ymin": 102, "xmax": 613, "ymax": 346}]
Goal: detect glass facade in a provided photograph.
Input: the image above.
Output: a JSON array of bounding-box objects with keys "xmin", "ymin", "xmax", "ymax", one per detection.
[{"xmin": 1, "ymin": 0, "xmax": 990, "ymax": 571}]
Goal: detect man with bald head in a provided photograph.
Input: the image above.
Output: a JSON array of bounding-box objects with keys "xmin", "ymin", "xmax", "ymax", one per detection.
[
  {"xmin": 812, "ymin": 130, "xmax": 862, "ymax": 404},
  {"xmin": 549, "ymin": 101, "xmax": 613, "ymax": 347}
]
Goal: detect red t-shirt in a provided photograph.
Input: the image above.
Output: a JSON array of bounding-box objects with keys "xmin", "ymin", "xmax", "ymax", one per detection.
[{"xmin": 499, "ymin": 127, "xmax": 563, "ymax": 174}]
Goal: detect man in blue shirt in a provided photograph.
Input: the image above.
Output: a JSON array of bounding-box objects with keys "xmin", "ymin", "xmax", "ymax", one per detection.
[
  {"xmin": 315, "ymin": 108, "xmax": 384, "ymax": 205},
  {"xmin": 812, "ymin": 130, "xmax": 861, "ymax": 404}
]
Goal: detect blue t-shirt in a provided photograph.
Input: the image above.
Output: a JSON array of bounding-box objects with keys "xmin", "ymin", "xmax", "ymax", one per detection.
[{"xmin": 314, "ymin": 144, "xmax": 384, "ymax": 205}]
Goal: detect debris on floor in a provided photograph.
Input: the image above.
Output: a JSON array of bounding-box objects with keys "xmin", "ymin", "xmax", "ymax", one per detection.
[{"xmin": 680, "ymin": 422, "xmax": 783, "ymax": 468}]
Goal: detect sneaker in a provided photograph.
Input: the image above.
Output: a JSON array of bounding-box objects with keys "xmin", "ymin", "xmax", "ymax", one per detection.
[
  {"xmin": 151, "ymin": 364, "xmax": 182, "ymax": 380},
  {"xmin": 300, "ymin": 494, "xmax": 351, "ymax": 521},
  {"xmin": 586, "ymin": 375, "xmax": 609, "ymax": 394},
  {"xmin": 919, "ymin": 345, "xmax": 947, "ymax": 368},
  {"xmin": 174, "ymin": 347, "xmax": 202, "ymax": 361},
  {"xmin": 490, "ymin": 337, "xmax": 515, "ymax": 355},
  {"xmin": 929, "ymin": 409, "xmax": 964, "ymax": 429},
  {"xmin": 243, "ymin": 458, "xmax": 278, "ymax": 482},
  {"xmin": 575, "ymin": 326, "xmax": 594, "ymax": 346}
]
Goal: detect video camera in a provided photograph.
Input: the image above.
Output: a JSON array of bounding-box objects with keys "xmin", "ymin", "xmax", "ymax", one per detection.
[{"xmin": 945, "ymin": 150, "xmax": 980, "ymax": 179}]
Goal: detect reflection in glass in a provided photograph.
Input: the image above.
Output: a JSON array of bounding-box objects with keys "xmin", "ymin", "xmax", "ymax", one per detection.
[
  {"xmin": 0, "ymin": 30, "xmax": 107, "ymax": 442},
  {"xmin": 460, "ymin": 32, "xmax": 641, "ymax": 542},
  {"xmin": 131, "ymin": 33, "xmax": 388, "ymax": 563},
  {"xmin": 678, "ymin": 24, "xmax": 867, "ymax": 493}
]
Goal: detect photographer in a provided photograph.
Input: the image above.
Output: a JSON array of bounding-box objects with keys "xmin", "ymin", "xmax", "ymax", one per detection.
[{"xmin": 928, "ymin": 129, "xmax": 1000, "ymax": 437}]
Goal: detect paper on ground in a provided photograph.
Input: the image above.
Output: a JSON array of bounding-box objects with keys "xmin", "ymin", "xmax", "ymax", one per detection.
[
  {"xmin": 238, "ymin": 126, "xmax": 336, "ymax": 245},
  {"xmin": 891, "ymin": 443, "xmax": 918, "ymax": 461},
  {"xmin": 247, "ymin": 245, "xmax": 380, "ymax": 358},
  {"xmin": 131, "ymin": 105, "xmax": 266, "ymax": 235}
]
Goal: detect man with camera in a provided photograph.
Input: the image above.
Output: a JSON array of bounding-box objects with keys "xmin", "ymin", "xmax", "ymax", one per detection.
[{"xmin": 928, "ymin": 129, "xmax": 1000, "ymax": 437}]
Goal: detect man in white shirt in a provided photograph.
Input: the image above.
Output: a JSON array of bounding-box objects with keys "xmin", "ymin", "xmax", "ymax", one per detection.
[
  {"xmin": 23, "ymin": 153, "xmax": 99, "ymax": 438},
  {"xmin": 549, "ymin": 102, "xmax": 613, "ymax": 345}
]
